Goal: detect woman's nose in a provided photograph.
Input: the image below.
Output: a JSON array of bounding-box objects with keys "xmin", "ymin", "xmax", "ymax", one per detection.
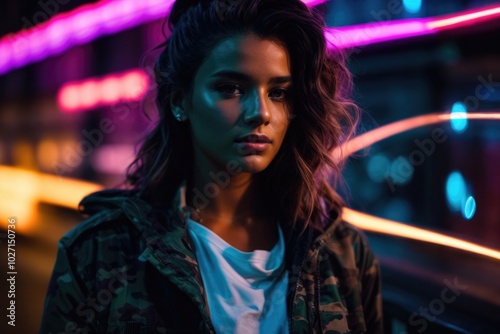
[{"xmin": 243, "ymin": 91, "xmax": 271, "ymax": 126}]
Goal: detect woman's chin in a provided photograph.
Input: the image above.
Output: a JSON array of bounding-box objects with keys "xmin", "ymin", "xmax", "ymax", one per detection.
[{"xmin": 236, "ymin": 156, "xmax": 273, "ymax": 174}]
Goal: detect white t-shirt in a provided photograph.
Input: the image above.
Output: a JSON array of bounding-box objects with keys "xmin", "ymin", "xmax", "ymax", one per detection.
[{"xmin": 186, "ymin": 218, "xmax": 289, "ymax": 334}]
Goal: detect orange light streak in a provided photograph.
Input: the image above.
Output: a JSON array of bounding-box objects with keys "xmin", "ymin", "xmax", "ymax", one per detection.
[
  {"xmin": 342, "ymin": 207, "xmax": 500, "ymax": 260},
  {"xmin": 332, "ymin": 112, "xmax": 500, "ymax": 162},
  {"xmin": 0, "ymin": 165, "xmax": 103, "ymax": 233}
]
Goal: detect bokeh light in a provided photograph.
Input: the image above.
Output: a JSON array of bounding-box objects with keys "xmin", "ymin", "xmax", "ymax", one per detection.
[
  {"xmin": 367, "ymin": 153, "xmax": 391, "ymax": 183},
  {"xmin": 446, "ymin": 170, "xmax": 467, "ymax": 212},
  {"xmin": 463, "ymin": 196, "xmax": 477, "ymax": 220},
  {"xmin": 450, "ymin": 101, "xmax": 468, "ymax": 133},
  {"xmin": 403, "ymin": 0, "xmax": 422, "ymax": 14}
]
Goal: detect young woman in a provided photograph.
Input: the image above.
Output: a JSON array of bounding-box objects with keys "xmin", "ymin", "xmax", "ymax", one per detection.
[{"xmin": 41, "ymin": 0, "xmax": 383, "ymax": 333}]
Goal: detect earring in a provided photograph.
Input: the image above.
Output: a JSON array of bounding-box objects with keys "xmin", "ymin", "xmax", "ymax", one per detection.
[{"xmin": 175, "ymin": 114, "xmax": 183, "ymax": 121}]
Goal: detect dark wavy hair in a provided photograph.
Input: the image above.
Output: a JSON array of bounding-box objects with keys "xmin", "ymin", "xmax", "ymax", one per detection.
[{"xmin": 126, "ymin": 0, "xmax": 360, "ymax": 233}]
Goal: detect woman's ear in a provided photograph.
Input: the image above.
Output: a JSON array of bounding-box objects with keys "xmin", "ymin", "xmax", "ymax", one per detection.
[{"xmin": 170, "ymin": 90, "xmax": 189, "ymax": 122}]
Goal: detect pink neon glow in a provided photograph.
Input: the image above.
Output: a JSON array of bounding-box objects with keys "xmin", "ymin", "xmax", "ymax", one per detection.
[
  {"xmin": 2, "ymin": 1, "xmax": 499, "ymax": 74},
  {"xmin": 91, "ymin": 144, "xmax": 136, "ymax": 175},
  {"xmin": 0, "ymin": 0, "xmax": 174, "ymax": 75},
  {"xmin": 427, "ymin": 6, "xmax": 500, "ymax": 29},
  {"xmin": 101, "ymin": 77, "xmax": 121, "ymax": 103},
  {"xmin": 329, "ymin": 4, "xmax": 500, "ymax": 49},
  {"xmin": 302, "ymin": 0, "xmax": 329, "ymax": 6},
  {"xmin": 327, "ymin": 19, "xmax": 430, "ymax": 49},
  {"xmin": 58, "ymin": 69, "xmax": 149, "ymax": 112},
  {"xmin": 0, "ymin": 0, "xmax": 327, "ymax": 75}
]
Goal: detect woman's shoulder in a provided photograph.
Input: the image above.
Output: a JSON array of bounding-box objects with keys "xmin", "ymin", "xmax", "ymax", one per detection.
[
  {"xmin": 59, "ymin": 189, "xmax": 142, "ymax": 252},
  {"xmin": 322, "ymin": 209, "xmax": 371, "ymax": 245},
  {"xmin": 317, "ymin": 208, "xmax": 377, "ymax": 269}
]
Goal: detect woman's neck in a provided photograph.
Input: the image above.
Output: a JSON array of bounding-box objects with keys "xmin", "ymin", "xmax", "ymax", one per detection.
[
  {"xmin": 186, "ymin": 171, "xmax": 279, "ymax": 252},
  {"xmin": 186, "ymin": 171, "xmax": 268, "ymax": 228}
]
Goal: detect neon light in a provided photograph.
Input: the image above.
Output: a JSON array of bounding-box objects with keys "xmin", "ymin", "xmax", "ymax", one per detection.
[
  {"xmin": 0, "ymin": 0, "xmax": 327, "ymax": 75},
  {"xmin": 0, "ymin": 0, "xmax": 173, "ymax": 75},
  {"xmin": 326, "ymin": 20, "xmax": 430, "ymax": 49},
  {"xmin": 328, "ymin": 4, "xmax": 500, "ymax": 49},
  {"xmin": 302, "ymin": 0, "xmax": 329, "ymax": 5},
  {"xmin": 0, "ymin": 165, "xmax": 102, "ymax": 234},
  {"xmin": 101, "ymin": 77, "xmax": 121, "ymax": 103},
  {"xmin": 332, "ymin": 112, "xmax": 500, "ymax": 162},
  {"xmin": 427, "ymin": 6, "xmax": 500, "ymax": 30},
  {"xmin": 342, "ymin": 207, "xmax": 500, "ymax": 260},
  {"xmin": 57, "ymin": 69, "xmax": 149, "ymax": 112}
]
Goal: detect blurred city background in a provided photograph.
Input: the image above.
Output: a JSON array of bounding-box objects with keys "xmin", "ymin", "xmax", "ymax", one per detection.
[{"xmin": 0, "ymin": 0, "xmax": 499, "ymax": 333}]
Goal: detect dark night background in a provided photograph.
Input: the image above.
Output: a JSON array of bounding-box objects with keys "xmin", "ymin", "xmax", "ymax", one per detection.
[{"xmin": 1, "ymin": 1, "xmax": 499, "ymax": 333}]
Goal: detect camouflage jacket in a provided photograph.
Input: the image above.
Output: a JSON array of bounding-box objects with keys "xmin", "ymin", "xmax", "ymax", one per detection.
[{"xmin": 40, "ymin": 186, "xmax": 383, "ymax": 334}]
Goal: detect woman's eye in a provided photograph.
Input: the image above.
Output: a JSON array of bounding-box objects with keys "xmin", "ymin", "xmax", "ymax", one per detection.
[
  {"xmin": 216, "ymin": 84, "xmax": 243, "ymax": 97},
  {"xmin": 269, "ymin": 88, "xmax": 289, "ymax": 100}
]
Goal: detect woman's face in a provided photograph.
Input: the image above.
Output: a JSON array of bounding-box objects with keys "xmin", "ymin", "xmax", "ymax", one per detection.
[{"xmin": 178, "ymin": 33, "xmax": 292, "ymax": 175}]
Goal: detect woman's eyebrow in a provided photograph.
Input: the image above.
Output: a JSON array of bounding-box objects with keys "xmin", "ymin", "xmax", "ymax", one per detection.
[{"xmin": 209, "ymin": 70, "xmax": 292, "ymax": 84}]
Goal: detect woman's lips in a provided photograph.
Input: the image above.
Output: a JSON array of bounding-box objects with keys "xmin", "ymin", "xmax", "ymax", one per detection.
[
  {"xmin": 235, "ymin": 134, "xmax": 272, "ymax": 153},
  {"xmin": 235, "ymin": 133, "xmax": 272, "ymax": 143},
  {"xmin": 235, "ymin": 141, "xmax": 270, "ymax": 153}
]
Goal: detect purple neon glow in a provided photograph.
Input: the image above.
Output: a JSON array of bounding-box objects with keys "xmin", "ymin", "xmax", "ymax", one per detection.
[
  {"xmin": 0, "ymin": 0, "xmax": 174, "ymax": 75},
  {"xmin": 2, "ymin": 1, "xmax": 500, "ymax": 75},
  {"xmin": 326, "ymin": 19, "xmax": 431, "ymax": 49},
  {"xmin": 302, "ymin": 0, "xmax": 330, "ymax": 6},
  {"xmin": 327, "ymin": 4, "xmax": 500, "ymax": 49},
  {"xmin": 0, "ymin": 0, "xmax": 327, "ymax": 75}
]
